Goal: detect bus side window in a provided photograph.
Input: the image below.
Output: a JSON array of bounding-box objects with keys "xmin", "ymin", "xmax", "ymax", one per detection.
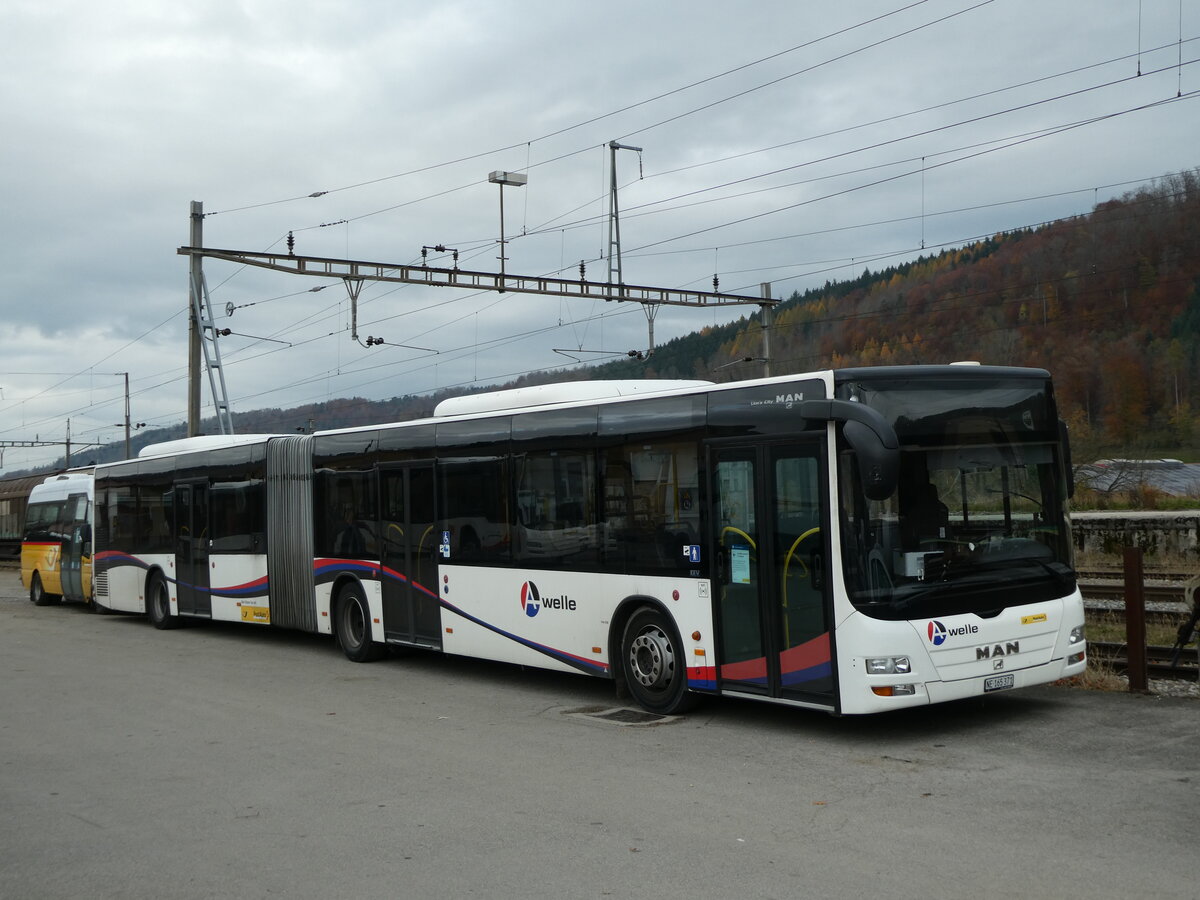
[{"xmin": 603, "ymin": 439, "xmax": 700, "ymax": 574}]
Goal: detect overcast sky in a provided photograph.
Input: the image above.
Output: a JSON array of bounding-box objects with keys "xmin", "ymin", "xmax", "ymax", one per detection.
[{"xmin": 1, "ymin": 0, "xmax": 1196, "ymax": 473}]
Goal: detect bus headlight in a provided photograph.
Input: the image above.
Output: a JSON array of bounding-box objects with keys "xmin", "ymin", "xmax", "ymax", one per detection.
[
  {"xmin": 866, "ymin": 656, "xmax": 911, "ymax": 675},
  {"xmin": 1069, "ymin": 625, "xmax": 1085, "ymax": 644}
]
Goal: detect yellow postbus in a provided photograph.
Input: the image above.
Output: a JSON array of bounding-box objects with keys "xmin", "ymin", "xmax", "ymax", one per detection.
[{"xmin": 21, "ymin": 472, "xmax": 94, "ymax": 608}]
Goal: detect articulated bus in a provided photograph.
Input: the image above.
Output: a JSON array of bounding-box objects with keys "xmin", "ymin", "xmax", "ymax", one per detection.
[
  {"xmin": 92, "ymin": 365, "xmax": 1086, "ymax": 715},
  {"xmin": 21, "ymin": 471, "xmax": 95, "ymax": 607}
]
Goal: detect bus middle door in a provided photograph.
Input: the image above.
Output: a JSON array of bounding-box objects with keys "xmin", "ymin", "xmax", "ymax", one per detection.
[
  {"xmin": 379, "ymin": 463, "xmax": 441, "ymax": 648},
  {"xmin": 174, "ymin": 481, "xmax": 211, "ymax": 617}
]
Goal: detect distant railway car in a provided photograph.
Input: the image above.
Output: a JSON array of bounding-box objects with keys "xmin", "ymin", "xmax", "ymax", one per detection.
[
  {"xmin": 20, "ymin": 471, "xmax": 95, "ymax": 607},
  {"xmin": 0, "ymin": 473, "xmax": 49, "ymax": 560}
]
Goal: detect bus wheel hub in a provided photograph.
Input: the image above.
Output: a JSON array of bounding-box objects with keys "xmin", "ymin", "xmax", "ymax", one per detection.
[{"xmin": 629, "ymin": 629, "xmax": 674, "ymax": 688}]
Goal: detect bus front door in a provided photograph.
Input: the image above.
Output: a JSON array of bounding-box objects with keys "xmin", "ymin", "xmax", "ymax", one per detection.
[
  {"xmin": 379, "ymin": 464, "xmax": 441, "ymax": 648},
  {"xmin": 174, "ymin": 482, "xmax": 211, "ymax": 617},
  {"xmin": 61, "ymin": 492, "xmax": 90, "ymax": 602},
  {"xmin": 711, "ymin": 442, "xmax": 834, "ymax": 704}
]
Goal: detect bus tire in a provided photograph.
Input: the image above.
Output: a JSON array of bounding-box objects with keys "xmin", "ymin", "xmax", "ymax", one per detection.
[
  {"xmin": 147, "ymin": 573, "xmax": 180, "ymax": 630},
  {"xmin": 30, "ymin": 572, "xmax": 60, "ymax": 606},
  {"xmin": 337, "ymin": 582, "xmax": 385, "ymax": 663},
  {"xmin": 620, "ymin": 606, "xmax": 696, "ymax": 715}
]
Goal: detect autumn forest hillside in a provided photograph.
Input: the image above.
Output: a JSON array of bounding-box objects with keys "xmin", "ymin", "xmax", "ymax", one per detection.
[{"xmin": 589, "ymin": 169, "xmax": 1200, "ymax": 456}]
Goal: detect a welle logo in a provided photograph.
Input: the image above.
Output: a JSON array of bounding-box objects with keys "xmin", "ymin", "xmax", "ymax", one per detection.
[
  {"xmin": 520, "ymin": 581, "xmax": 576, "ymax": 618},
  {"xmin": 927, "ymin": 619, "xmax": 979, "ymax": 645}
]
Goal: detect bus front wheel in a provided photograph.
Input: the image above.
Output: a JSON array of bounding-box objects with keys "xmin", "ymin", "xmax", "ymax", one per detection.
[
  {"xmin": 30, "ymin": 573, "xmax": 59, "ymax": 606},
  {"xmin": 336, "ymin": 583, "xmax": 385, "ymax": 663},
  {"xmin": 620, "ymin": 607, "xmax": 696, "ymax": 715}
]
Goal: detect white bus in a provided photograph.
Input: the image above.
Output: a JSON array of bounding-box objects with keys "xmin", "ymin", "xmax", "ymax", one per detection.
[{"xmin": 93, "ymin": 366, "xmax": 1086, "ymax": 715}]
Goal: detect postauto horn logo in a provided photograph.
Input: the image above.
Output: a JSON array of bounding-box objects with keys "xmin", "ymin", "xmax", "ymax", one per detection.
[{"xmin": 520, "ymin": 581, "xmax": 542, "ymax": 618}]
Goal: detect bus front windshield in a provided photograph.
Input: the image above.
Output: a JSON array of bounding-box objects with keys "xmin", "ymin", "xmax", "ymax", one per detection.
[{"xmin": 836, "ymin": 374, "xmax": 1075, "ymax": 621}]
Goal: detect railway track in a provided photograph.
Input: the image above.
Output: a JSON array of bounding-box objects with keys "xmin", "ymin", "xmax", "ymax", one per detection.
[
  {"xmin": 1087, "ymin": 640, "xmax": 1200, "ymax": 680},
  {"xmin": 1078, "ymin": 571, "xmax": 1197, "ymax": 627},
  {"xmin": 1079, "ymin": 580, "xmax": 1190, "ymax": 607}
]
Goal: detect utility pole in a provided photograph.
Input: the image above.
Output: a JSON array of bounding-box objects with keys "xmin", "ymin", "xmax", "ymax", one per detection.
[
  {"xmin": 123, "ymin": 372, "xmax": 131, "ymax": 458},
  {"xmin": 760, "ymin": 282, "xmax": 773, "ymax": 379},
  {"xmin": 184, "ymin": 201, "xmax": 234, "ymax": 436},
  {"xmin": 112, "ymin": 372, "xmax": 143, "ymax": 460},
  {"xmin": 607, "ymin": 141, "xmax": 656, "ymax": 353},
  {"xmin": 607, "ymin": 142, "xmax": 641, "ymax": 289},
  {"xmin": 188, "ymin": 201, "xmax": 203, "ymax": 436}
]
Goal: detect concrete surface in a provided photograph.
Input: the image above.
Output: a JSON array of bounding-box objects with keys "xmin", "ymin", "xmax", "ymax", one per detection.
[{"xmin": 0, "ymin": 569, "xmax": 1196, "ymax": 899}]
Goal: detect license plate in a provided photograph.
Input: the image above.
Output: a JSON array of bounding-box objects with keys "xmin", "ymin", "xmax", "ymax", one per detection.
[{"xmin": 984, "ymin": 673, "xmax": 1015, "ymax": 693}]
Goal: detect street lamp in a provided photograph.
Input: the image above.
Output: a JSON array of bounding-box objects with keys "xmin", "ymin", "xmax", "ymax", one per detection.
[{"xmin": 488, "ymin": 170, "xmax": 527, "ymax": 288}]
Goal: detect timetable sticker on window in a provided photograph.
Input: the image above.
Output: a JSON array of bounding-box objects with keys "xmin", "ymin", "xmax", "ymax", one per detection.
[{"xmin": 731, "ymin": 545, "xmax": 751, "ymax": 584}]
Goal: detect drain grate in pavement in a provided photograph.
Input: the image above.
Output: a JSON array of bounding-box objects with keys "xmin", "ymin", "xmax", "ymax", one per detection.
[{"xmin": 564, "ymin": 706, "xmax": 678, "ymax": 726}]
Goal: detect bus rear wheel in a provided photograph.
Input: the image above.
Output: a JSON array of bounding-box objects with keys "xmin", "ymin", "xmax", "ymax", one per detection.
[
  {"xmin": 337, "ymin": 583, "xmax": 385, "ymax": 663},
  {"xmin": 620, "ymin": 607, "xmax": 696, "ymax": 715},
  {"xmin": 147, "ymin": 573, "xmax": 180, "ymax": 630},
  {"xmin": 30, "ymin": 573, "xmax": 60, "ymax": 606}
]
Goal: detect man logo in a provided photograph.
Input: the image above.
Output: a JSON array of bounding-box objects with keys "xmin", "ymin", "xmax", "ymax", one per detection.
[
  {"xmin": 927, "ymin": 620, "xmax": 948, "ymax": 646},
  {"xmin": 520, "ymin": 581, "xmax": 541, "ymax": 618}
]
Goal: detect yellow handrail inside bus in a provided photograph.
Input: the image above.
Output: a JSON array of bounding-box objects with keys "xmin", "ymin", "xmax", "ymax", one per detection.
[
  {"xmin": 720, "ymin": 526, "xmax": 756, "ymax": 550},
  {"xmin": 781, "ymin": 527, "xmax": 821, "ymax": 649},
  {"xmin": 783, "ymin": 527, "xmax": 821, "ymax": 581}
]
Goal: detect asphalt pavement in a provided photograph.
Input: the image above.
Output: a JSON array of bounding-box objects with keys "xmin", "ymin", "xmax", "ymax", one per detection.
[{"xmin": 1, "ymin": 567, "xmax": 1196, "ymax": 899}]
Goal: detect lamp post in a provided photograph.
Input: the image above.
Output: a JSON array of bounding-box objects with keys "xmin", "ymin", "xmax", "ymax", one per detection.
[{"xmin": 488, "ymin": 170, "xmax": 527, "ymax": 288}]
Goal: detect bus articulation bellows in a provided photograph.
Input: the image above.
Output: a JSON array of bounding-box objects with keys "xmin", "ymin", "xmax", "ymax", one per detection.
[{"xmin": 90, "ymin": 366, "xmax": 1086, "ymax": 715}]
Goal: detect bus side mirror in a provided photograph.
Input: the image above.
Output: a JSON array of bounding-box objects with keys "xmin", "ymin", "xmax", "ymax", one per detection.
[
  {"xmin": 844, "ymin": 420, "xmax": 900, "ymax": 501},
  {"xmin": 1058, "ymin": 418, "xmax": 1074, "ymax": 499},
  {"xmin": 801, "ymin": 399, "xmax": 899, "ymax": 502}
]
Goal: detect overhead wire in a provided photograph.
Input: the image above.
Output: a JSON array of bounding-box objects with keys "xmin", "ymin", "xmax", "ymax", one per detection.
[
  {"xmin": 289, "ymin": 2, "xmax": 1008, "ymax": 240},
  {"xmin": 512, "ymin": 53, "xmax": 1200, "ymax": 248},
  {"xmin": 204, "ymin": 1, "xmax": 938, "ymax": 218}
]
